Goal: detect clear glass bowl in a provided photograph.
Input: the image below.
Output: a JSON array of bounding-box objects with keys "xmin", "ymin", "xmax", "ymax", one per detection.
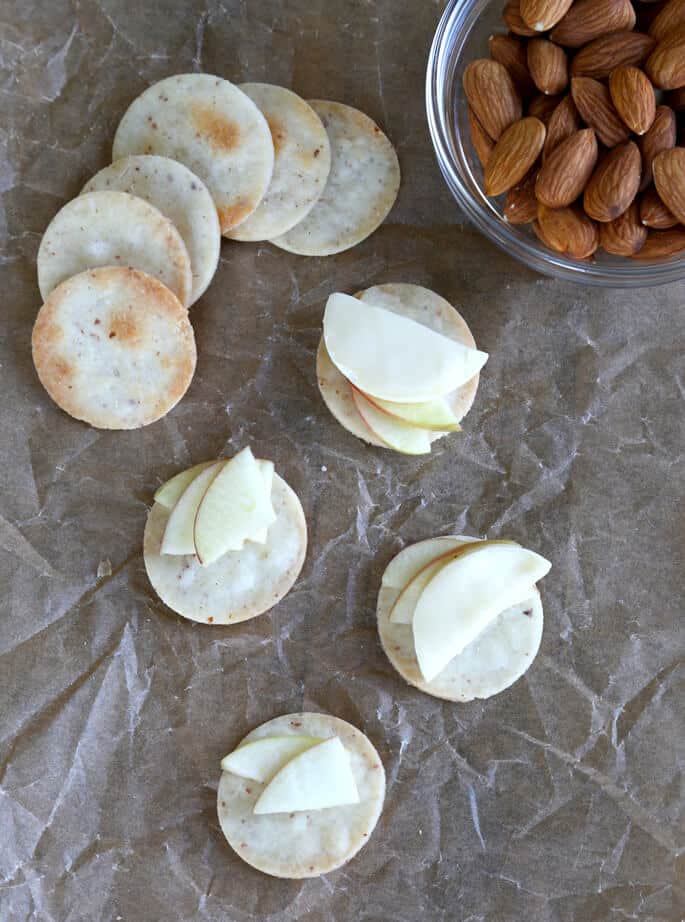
[{"xmin": 425, "ymin": 0, "xmax": 685, "ymax": 287}]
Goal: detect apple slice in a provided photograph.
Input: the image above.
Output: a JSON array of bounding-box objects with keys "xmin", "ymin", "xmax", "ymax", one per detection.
[
  {"xmin": 194, "ymin": 447, "xmax": 276, "ymax": 566},
  {"xmin": 413, "ymin": 543, "xmax": 552, "ymax": 682},
  {"xmin": 160, "ymin": 462, "xmax": 224, "ymax": 555},
  {"xmin": 352, "ymin": 388, "xmax": 432, "ymax": 455},
  {"xmin": 221, "ymin": 735, "xmax": 323, "ymax": 783},
  {"xmin": 362, "ymin": 393, "xmax": 461, "ymax": 432},
  {"xmin": 381, "ymin": 536, "xmax": 469, "ymax": 589},
  {"xmin": 323, "ymin": 292, "xmax": 488, "ymax": 403},
  {"xmin": 248, "ymin": 460, "xmax": 275, "ymax": 545},
  {"xmin": 154, "ymin": 461, "xmax": 217, "ymax": 510},
  {"xmin": 253, "ymin": 737, "xmax": 360, "ymax": 815}
]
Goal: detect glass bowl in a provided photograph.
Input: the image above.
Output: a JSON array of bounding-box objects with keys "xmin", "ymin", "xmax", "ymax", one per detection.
[{"xmin": 425, "ymin": 0, "xmax": 685, "ymax": 287}]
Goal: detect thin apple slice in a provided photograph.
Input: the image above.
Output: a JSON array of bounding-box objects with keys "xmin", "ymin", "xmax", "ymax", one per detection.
[
  {"xmin": 221, "ymin": 735, "xmax": 323, "ymax": 783},
  {"xmin": 194, "ymin": 447, "xmax": 276, "ymax": 566},
  {"xmin": 362, "ymin": 393, "xmax": 462, "ymax": 432},
  {"xmin": 413, "ymin": 543, "xmax": 551, "ymax": 682},
  {"xmin": 253, "ymin": 737, "xmax": 359, "ymax": 815},
  {"xmin": 160, "ymin": 462, "xmax": 224, "ymax": 555},
  {"xmin": 323, "ymin": 292, "xmax": 488, "ymax": 403},
  {"xmin": 248, "ymin": 461, "xmax": 275, "ymax": 545},
  {"xmin": 381, "ymin": 536, "xmax": 469, "ymax": 589},
  {"xmin": 154, "ymin": 461, "xmax": 217, "ymax": 510},
  {"xmin": 352, "ymin": 388, "xmax": 432, "ymax": 455}
]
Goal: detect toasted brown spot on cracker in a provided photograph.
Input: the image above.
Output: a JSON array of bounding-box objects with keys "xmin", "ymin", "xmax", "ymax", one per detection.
[
  {"xmin": 191, "ymin": 104, "xmax": 240, "ymax": 151},
  {"xmin": 217, "ymin": 200, "xmax": 252, "ymax": 231},
  {"xmin": 267, "ymin": 117, "xmax": 286, "ymax": 155},
  {"xmin": 108, "ymin": 313, "xmax": 138, "ymax": 343}
]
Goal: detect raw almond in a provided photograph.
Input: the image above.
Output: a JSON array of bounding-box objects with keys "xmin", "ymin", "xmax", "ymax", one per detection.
[
  {"xmin": 609, "ymin": 66, "xmax": 656, "ymax": 135},
  {"xmin": 543, "ymin": 95, "xmax": 581, "ymax": 160},
  {"xmin": 571, "ymin": 77, "xmax": 631, "ymax": 147},
  {"xmin": 632, "ymin": 227, "xmax": 685, "ymax": 258},
  {"xmin": 535, "ymin": 203, "xmax": 599, "ymax": 257},
  {"xmin": 551, "ymin": 0, "xmax": 636, "ymax": 48},
  {"xmin": 489, "ymin": 35, "xmax": 536, "ymax": 97},
  {"xmin": 599, "ymin": 202, "xmax": 647, "ymax": 254},
  {"xmin": 504, "ymin": 171, "xmax": 539, "ymax": 223},
  {"xmin": 503, "ymin": 0, "xmax": 539, "ymax": 36},
  {"xmin": 646, "ymin": 25, "xmax": 685, "ymax": 89},
  {"xmin": 649, "ymin": 0, "xmax": 685, "ymax": 42},
  {"xmin": 584, "ymin": 141, "xmax": 642, "ymax": 222},
  {"xmin": 570, "ymin": 31, "xmax": 656, "ymax": 79},
  {"xmin": 485, "ymin": 117, "xmax": 547, "ymax": 195},
  {"xmin": 639, "ymin": 186, "xmax": 679, "ymax": 228},
  {"xmin": 468, "ymin": 106, "xmax": 495, "ymax": 167},
  {"xmin": 527, "ymin": 39, "xmax": 569, "ymax": 95},
  {"xmin": 535, "ymin": 128, "xmax": 598, "ymax": 206},
  {"xmin": 652, "ymin": 147, "xmax": 685, "ymax": 223},
  {"xmin": 528, "ymin": 92, "xmax": 564, "ymax": 122},
  {"xmin": 639, "ymin": 105, "xmax": 676, "ymax": 190},
  {"xmin": 520, "ymin": 0, "xmax": 574, "ymax": 30},
  {"xmin": 463, "ymin": 59, "xmax": 523, "ymax": 140}
]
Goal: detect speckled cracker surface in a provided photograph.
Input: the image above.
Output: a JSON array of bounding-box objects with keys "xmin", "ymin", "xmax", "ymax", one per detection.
[
  {"xmin": 143, "ymin": 474, "xmax": 307, "ymax": 624},
  {"xmin": 217, "ymin": 713, "xmax": 385, "ymax": 878},
  {"xmin": 112, "ymin": 74, "xmax": 274, "ymax": 233}
]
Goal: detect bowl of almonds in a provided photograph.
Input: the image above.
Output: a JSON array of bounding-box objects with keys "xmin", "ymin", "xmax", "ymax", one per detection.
[{"xmin": 426, "ymin": 0, "xmax": 685, "ymax": 285}]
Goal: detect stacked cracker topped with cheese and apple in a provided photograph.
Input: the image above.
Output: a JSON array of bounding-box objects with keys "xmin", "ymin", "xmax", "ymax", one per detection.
[
  {"xmin": 377, "ymin": 536, "xmax": 551, "ymax": 701},
  {"xmin": 143, "ymin": 447, "xmax": 307, "ymax": 625},
  {"xmin": 317, "ymin": 284, "xmax": 488, "ymax": 454}
]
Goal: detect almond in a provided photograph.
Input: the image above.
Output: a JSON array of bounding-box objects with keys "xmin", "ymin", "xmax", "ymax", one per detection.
[
  {"xmin": 543, "ymin": 95, "xmax": 581, "ymax": 159},
  {"xmin": 535, "ymin": 203, "xmax": 599, "ymax": 257},
  {"xmin": 639, "ymin": 105, "xmax": 676, "ymax": 190},
  {"xmin": 551, "ymin": 0, "xmax": 636, "ymax": 48},
  {"xmin": 535, "ymin": 128, "xmax": 598, "ymax": 205},
  {"xmin": 489, "ymin": 35, "xmax": 536, "ymax": 97},
  {"xmin": 609, "ymin": 66, "xmax": 656, "ymax": 135},
  {"xmin": 485, "ymin": 117, "xmax": 547, "ymax": 195},
  {"xmin": 528, "ymin": 92, "xmax": 564, "ymax": 122},
  {"xmin": 646, "ymin": 25, "xmax": 685, "ymax": 89},
  {"xmin": 463, "ymin": 59, "xmax": 523, "ymax": 141},
  {"xmin": 570, "ymin": 31, "xmax": 656, "ymax": 79},
  {"xmin": 503, "ymin": 0, "xmax": 539, "ymax": 35},
  {"xmin": 652, "ymin": 147, "xmax": 685, "ymax": 223},
  {"xmin": 599, "ymin": 202, "xmax": 647, "ymax": 254},
  {"xmin": 468, "ymin": 106, "xmax": 495, "ymax": 167},
  {"xmin": 639, "ymin": 186, "xmax": 679, "ymax": 228},
  {"xmin": 520, "ymin": 0, "xmax": 574, "ymax": 30},
  {"xmin": 527, "ymin": 39, "xmax": 569, "ymax": 95},
  {"xmin": 584, "ymin": 141, "xmax": 642, "ymax": 222},
  {"xmin": 504, "ymin": 171, "xmax": 539, "ymax": 223},
  {"xmin": 632, "ymin": 227, "xmax": 685, "ymax": 258},
  {"xmin": 649, "ymin": 0, "xmax": 685, "ymax": 42},
  {"xmin": 571, "ymin": 77, "xmax": 631, "ymax": 147}
]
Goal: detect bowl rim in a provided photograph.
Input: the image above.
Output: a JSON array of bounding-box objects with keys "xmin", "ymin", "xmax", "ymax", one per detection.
[{"xmin": 425, "ymin": 0, "xmax": 685, "ymax": 288}]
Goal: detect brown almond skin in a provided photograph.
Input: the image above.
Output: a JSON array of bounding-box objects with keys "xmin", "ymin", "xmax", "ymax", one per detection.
[
  {"xmin": 570, "ymin": 32, "xmax": 656, "ymax": 79},
  {"xmin": 536, "ymin": 204, "xmax": 600, "ymax": 257},
  {"xmin": 468, "ymin": 106, "xmax": 495, "ymax": 167},
  {"xmin": 543, "ymin": 95, "xmax": 581, "ymax": 160},
  {"xmin": 639, "ymin": 105, "xmax": 677, "ymax": 190},
  {"xmin": 551, "ymin": 0, "xmax": 637, "ymax": 48},
  {"xmin": 599, "ymin": 202, "xmax": 648, "ymax": 255},
  {"xmin": 584, "ymin": 141, "xmax": 642, "ymax": 222},
  {"xmin": 639, "ymin": 186, "xmax": 679, "ymax": 228},
  {"xmin": 503, "ymin": 0, "xmax": 539, "ymax": 36},
  {"xmin": 632, "ymin": 227, "xmax": 685, "ymax": 258},
  {"xmin": 609, "ymin": 66, "xmax": 656, "ymax": 136},
  {"xmin": 646, "ymin": 25, "xmax": 685, "ymax": 89},
  {"xmin": 536, "ymin": 128, "xmax": 598, "ymax": 206},
  {"xmin": 463, "ymin": 59, "xmax": 523, "ymax": 141},
  {"xmin": 520, "ymin": 0, "xmax": 574, "ymax": 31},
  {"xmin": 489, "ymin": 35, "xmax": 536, "ymax": 98},
  {"xmin": 528, "ymin": 92, "xmax": 564, "ymax": 123},
  {"xmin": 485, "ymin": 117, "xmax": 547, "ymax": 195},
  {"xmin": 649, "ymin": 0, "xmax": 685, "ymax": 42},
  {"xmin": 504, "ymin": 171, "xmax": 539, "ymax": 223},
  {"xmin": 527, "ymin": 39, "xmax": 569, "ymax": 95},
  {"xmin": 653, "ymin": 148, "xmax": 685, "ymax": 223},
  {"xmin": 571, "ymin": 77, "xmax": 631, "ymax": 147}
]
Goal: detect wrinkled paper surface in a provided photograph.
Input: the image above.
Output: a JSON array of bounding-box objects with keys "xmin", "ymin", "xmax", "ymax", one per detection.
[{"xmin": 1, "ymin": 1, "xmax": 684, "ymax": 920}]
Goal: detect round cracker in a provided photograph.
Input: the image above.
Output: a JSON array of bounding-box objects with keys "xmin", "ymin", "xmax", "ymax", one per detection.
[
  {"xmin": 37, "ymin": 190, "xmax": 193, "ymax": 308},
  {"xmin": 227, "ymin": 84, "xmax": 331, "ymax": 242},
  {"xmin": 377, "ymin": 537, "xmax": 544, "ymax": 702},
  {"xmin": 270, "ymin": 100, "xmax": 400, "ymax": 256},
  {"xmin": 82, "ymin": 156, "xmax": 220, "ymax": 305},
  {"xmin": 217, "ymin": 713, "xmax": 385, "ymax": 878},
  {"xmin": 144, "ymin": 474, "xmax": 307, "ymax": 625},
  {"xmin": 32, "ymin": 267, "xmax": 196, "ymax": 430},
  {"xmin": 317, "ymin": 284, "xmax": 480, "ymax": 449},
  {"xmin": 112, "ymin": 74, "xmax": 274, "ymax": 234}
]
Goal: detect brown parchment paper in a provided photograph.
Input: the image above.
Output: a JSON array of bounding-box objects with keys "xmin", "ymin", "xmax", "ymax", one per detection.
[{"xmin": 1, "ymin": 2, "xmax": 684, "ymax": 920}]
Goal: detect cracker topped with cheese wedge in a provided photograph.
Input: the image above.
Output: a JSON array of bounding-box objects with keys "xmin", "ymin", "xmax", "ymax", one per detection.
[
  {"xmin": 377, "ymin": 536, "xmax": 551, "ymax": 700},
  {"xmin": 317, "ymin": 284, "xmax": 488, "ymax": 454},
  {"xmin": 144, "ymin": 447, "xmax": 306, "ymax": 624},
  {"xmin": 217, "ymin": 713, "xmax": 385, "ymax": 878}
]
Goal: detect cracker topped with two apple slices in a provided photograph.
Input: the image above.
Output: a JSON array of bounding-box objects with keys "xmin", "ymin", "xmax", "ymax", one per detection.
[
  {"xmin": 317, "ymin": 283, "xmax": 488, "ymax": 454},
  {"xmin": 378, "ymin": 537, "xmax": 551, "ymax": 701},
  {"xmin": 144, "ymin": 447, "xmax": 307, "ymax": 624},
  {"xmin": 217, "ymin": 713, "xmax": 385, "ymax": 878}
]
